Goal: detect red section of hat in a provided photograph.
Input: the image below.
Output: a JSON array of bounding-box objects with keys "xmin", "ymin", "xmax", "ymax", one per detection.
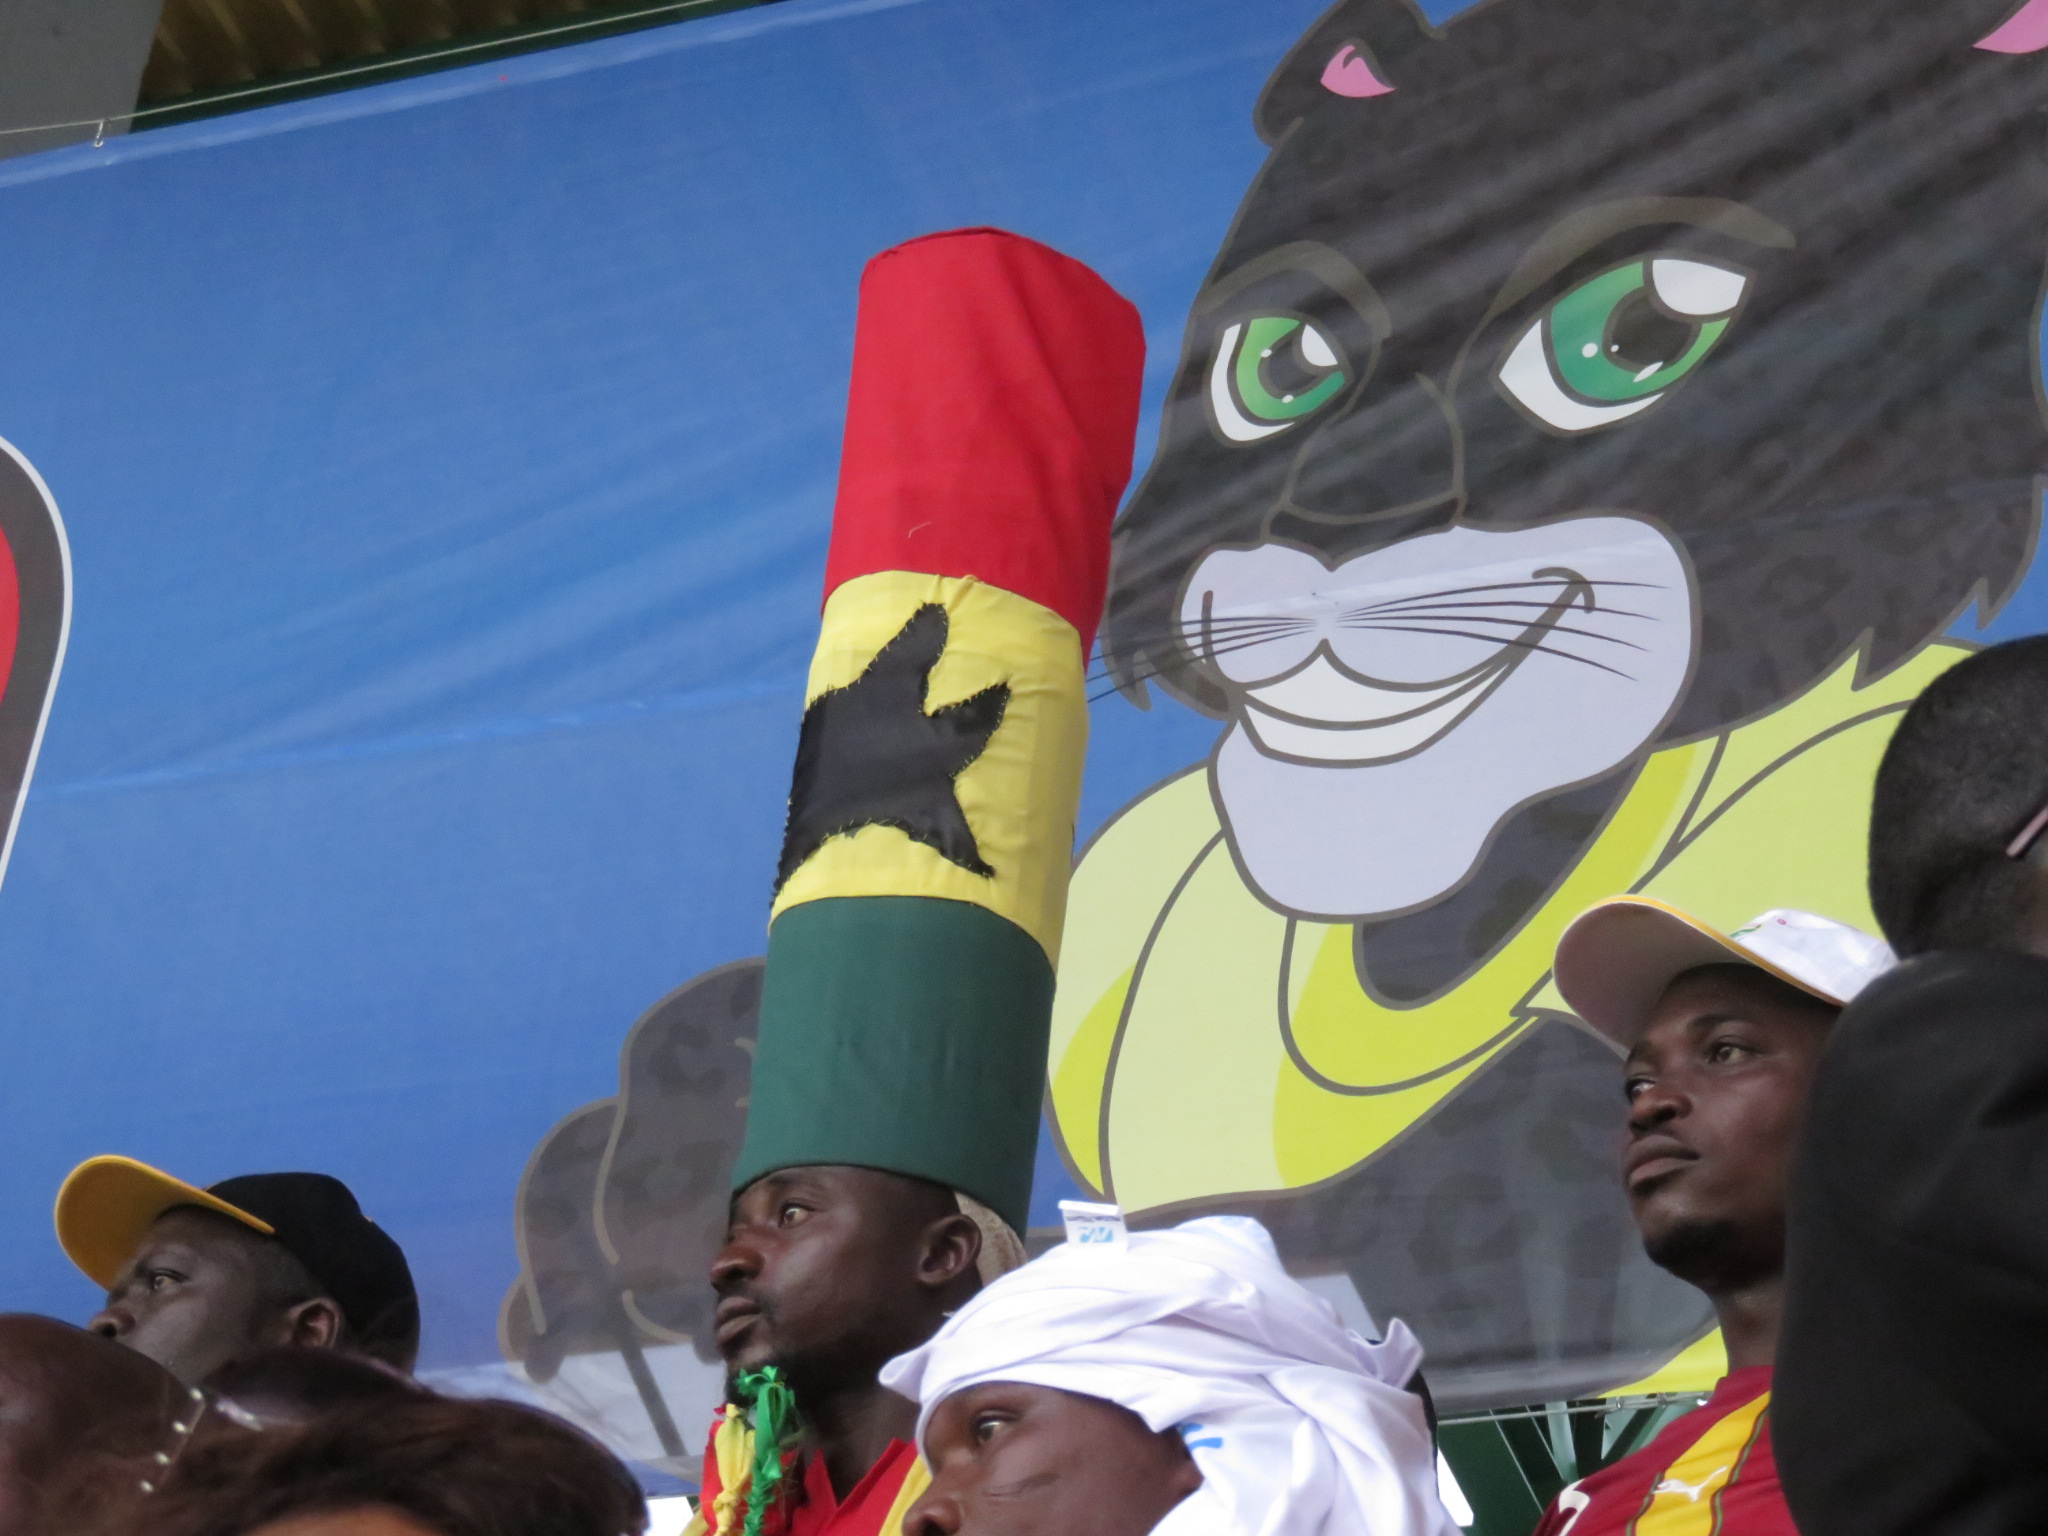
[
  {"xmin": 0, "ymin": 525, "xmax": 17, "ymax": 706},
  {"xmin": 823, "ymin": 227, "xmax": 1146, "ymax": 652}
]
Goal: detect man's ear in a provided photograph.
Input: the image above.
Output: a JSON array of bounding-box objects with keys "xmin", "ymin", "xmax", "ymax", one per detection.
[
  {"xmin": 281, "ymin": 1296, "xmax": 347, "ymax": 1351},
  {"xmin": 916, "ymin": 1212, "xmax": 984, "ymax": 1298}
]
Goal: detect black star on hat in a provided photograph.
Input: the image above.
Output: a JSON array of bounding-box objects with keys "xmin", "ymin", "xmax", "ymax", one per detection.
[{"xmin": 775, "ymin": 604, "xmax": 1010, "ymax": 891}]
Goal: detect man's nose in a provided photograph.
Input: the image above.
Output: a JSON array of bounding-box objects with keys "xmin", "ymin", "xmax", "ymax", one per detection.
[
  {"xmin": 708, "ymin": 1235, "xmax": 762, "ymax": 1293},
  {"xmin": 1265, "ymin": 372, "xmax": 1460, "ymax": 556},
  {"xmin": 905, "ymin": 1487, "xmax": 963, "ymax": 1536},
  {"xmin": 88, "ymin": 1298, "xmax": 131, "ymax": 1339},
  {"xmin": 1627, "ymin": 1080, "xmax": 1688, "ymax": 1131}
]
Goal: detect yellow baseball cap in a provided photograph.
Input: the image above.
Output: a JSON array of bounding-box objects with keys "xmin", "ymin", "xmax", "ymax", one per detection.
[
  {"xmin": 1554, "ymin": 897, "xmax": 1894, "ymax": 1048},
  {"xmin": 55, "ymin": 1155, "xmax": 275, "ymax": 1290}
]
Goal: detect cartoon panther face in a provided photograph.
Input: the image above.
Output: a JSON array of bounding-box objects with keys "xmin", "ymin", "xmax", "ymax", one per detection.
[{"xmin": 1103, "ymin": 0, "xmax": 2048, "ymax": 958}]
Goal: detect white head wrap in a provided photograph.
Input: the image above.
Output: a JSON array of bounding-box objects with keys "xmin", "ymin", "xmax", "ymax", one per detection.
[{"xmin": 879, "ymin": 1215, "xmax": 1461, "ymax": 1536}]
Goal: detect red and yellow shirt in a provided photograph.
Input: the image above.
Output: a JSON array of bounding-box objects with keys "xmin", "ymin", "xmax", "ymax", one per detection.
[
  {"xmin": 694, "ymin": 1428, "xmax": 929, "ymax": 1536},
  {"xmin": 1533, "ymin": 1368, "xmax": 1792, "ymax": 1536}
]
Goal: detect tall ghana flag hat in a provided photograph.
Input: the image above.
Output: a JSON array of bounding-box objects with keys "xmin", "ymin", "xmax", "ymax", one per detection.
[{"xmin": 732, "ymin": 228, "xmax": 1145, "ymax": 1234}]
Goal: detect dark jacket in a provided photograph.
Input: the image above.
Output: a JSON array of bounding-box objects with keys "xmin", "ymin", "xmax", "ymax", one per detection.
[{"xmin": 1777, "ymin": 950, "xmax": 2048, "ymax": 1536}]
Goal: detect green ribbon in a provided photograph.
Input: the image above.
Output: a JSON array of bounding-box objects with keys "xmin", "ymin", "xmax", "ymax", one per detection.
[{"xmin": 734, "ymin": 1365, "xmax": 800, "ymax": 1536}]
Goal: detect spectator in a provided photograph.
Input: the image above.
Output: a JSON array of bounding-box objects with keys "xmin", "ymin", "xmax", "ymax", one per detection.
[
  {"xmin": 695, "ymin": 225, "xmax": 1134, "ymax": 1536},
  {"xmin": 696, "ymin": 1167, "xmax": 1007, "ymax": 1536},
  {"xmin": 57, "ymin": 1157, "xmax": 418, "ymax": 1383},
  {"xmin": 103, "ymin": 1391, "xmax": 646, "ymax": 1536},
  {"xmin": 1545, "ymin": 899, "xmax": 1892, "ymax": 1536},
  {"xmin": 1776, "ymin": 634, "xmax": 2048, "ymax": 1536},
  {"xmin": 881, "ymin": 1215, "xmax": 1454, "ymax": 1536},
  {"xmin": 0, "ymin": 1312, "xmax": 190, "ymax": 1536}
]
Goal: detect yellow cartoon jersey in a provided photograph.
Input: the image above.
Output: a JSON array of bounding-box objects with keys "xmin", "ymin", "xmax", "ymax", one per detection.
[
  {"xmin": 1533, "ymin": 1367, "xmax": 1783, "ymax": 1536},
  {"xmin": 1048, "ymin": 641, "xmax": 1962, "ymax": 1218}
]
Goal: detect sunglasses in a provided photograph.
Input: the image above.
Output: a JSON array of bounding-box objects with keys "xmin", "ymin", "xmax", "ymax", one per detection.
[{"xmin": 139, "ymin": 1385, "xmax": 211, "ymax": 1494}]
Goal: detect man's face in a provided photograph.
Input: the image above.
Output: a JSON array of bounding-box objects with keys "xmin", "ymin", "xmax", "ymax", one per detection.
[
  {"xmin": 1622, "ymin": 967, "xmax": 1835, "ymax": 1285},
  {"xmin": 709, "ymin": 1166, "xmax": 955, "ymax": 1392},
  {"xmin": 907, "ymin": 1381, "xmax": 1200, "ymax": 1536},
  {"xmin": 88, "ymin": 1208, "xmax": 289, "ymax": 1383}
]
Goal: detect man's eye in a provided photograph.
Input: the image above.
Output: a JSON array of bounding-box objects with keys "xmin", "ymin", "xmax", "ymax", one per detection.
[
  {"xmin": 147, "ymin": 1270, "xmax": 180, "ymax": 1293},
  {"xmin": 1496, "ymin": 256, "xmax": 1749, "ymax": 434},
  {"xmin": 1707, "ymin": 1039, "xmax": 1752, "ymax": 1065},
  {"xmin": 972, "ymin": 1413, "xmax": 1007, "ymax": 1444},
  {"xmin": 1209, "ymin": 315, "xmax": 1349, "ymax": 442},
  {"xmin": 1623, "ymin": 1076, "xmax": 1652, "ymax": 1102},
  {"xmin": 778, "ymin": 1203, "xmax": 809, "ymax": 1226}
]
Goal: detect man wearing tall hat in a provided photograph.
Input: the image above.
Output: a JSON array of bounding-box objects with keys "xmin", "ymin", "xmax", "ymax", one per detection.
[
  {"xmin": 55, "ymin": 1154, "xmax": 419, "ymax": 1384},
  {"xmin": 689, "ymin": 225, "xmax": 1144, "ymax": 1536}
]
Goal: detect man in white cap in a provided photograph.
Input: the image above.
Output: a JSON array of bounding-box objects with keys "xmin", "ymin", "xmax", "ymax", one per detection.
[
  {"xmin": 879, "ymin": 1214, "xmax": 1457, "ymax": 1536},
  {"xmin": 1537, "ymin": 899, "xmax": 1893, "ymax": 1536}
]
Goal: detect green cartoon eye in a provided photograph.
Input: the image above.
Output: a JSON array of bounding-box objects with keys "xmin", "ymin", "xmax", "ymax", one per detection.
[
  {"xmin": 1209, "ymin": 316, "xmax": 1349, "ymax": 442},
  {"xmin": 1497, "ymin": 257, "xmax": 1749, "ymax": 434}
]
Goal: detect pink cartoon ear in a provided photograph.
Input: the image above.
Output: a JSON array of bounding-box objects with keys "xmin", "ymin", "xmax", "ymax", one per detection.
[
  {"xmin": 1320, "ymin": 42, "xmax": 1395, "ymax": 98},
  {"xmin": 1979, "ymin": 0, "xmax": 2048, "ymax": 53}
]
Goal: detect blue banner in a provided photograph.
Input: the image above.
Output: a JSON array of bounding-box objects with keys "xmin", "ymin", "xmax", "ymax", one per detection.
[{"xmin": 1, "ymin": 0, "xmax": 2043, "ymax": 1483}]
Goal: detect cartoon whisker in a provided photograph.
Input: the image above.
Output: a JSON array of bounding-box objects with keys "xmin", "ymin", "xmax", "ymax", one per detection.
[
  {"xmin": 1089, "ymin": 678, "xmax": 1149, "ymax": 705},
  {"xmin": 1348, "ymin": 599, "xmax": 1656, "ymax": 623},
  {"xmin": 1163, "ymin": 617, "xmax": 1314, "ymax": 638},
  {"xmin": 1170, "ymin": 607, "xmax": 1319, "ymax": 625},
  {"xmin": 1092, "ymin": 566, "xmax": 1661, "ymax": 699},
  {"xmin": 1104, "ymin": 620, "xmax": 1312, "ymax": 662},
  {"xmin": 1088, "ymin": 618, "xmax": 1309, "ymax": 679},
  {"xmin": 1180, "ymin": 628, "xmax": 1316, "ymax": 669},
  {"xmin": 1088, "ymin": 653, "xmax": 1227, "ymax": 703},
  {"xmin": 1349, "ymin": 576, "xmax": 1662, "ymax": 611},
  {"xmin": 1340, "ymin": 613, "xmax": 1649, "ymax": 650},
  {"xmin": 1086, "ymin": 627, "xmax": 1317, "ymax": 691},
  {"xmin": 1348, "ymin": 622, "xmax": 1634, "ymax": 678},
  {"xmin": 1114, "ymin": 619, "xmax": 1315, "ymax": 649},
  {"xmin": 1090, "ymin": 619, "xmax": 1634, "ymax": 702}
]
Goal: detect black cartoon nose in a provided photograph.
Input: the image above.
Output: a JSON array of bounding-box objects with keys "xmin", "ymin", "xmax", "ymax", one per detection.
[{"xmin": 1265, "ymin": 372, "xmax": 1460, "ymax": 557}]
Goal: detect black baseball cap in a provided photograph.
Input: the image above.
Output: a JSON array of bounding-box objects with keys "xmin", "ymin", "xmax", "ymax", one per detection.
[{"xmin": 55, "ymin": 1156, "xmax": 418, "ymax": 1353}]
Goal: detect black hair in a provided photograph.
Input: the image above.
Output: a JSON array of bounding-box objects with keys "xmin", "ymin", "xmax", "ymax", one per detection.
[
  {"xmin": 340, "ymin": 1288, "xmax": 421, "ymax": 1374},
  {"xmin": 242, "ymin": 1230, "xmax": 325, "ymax": 1316},
  {"xmin": 203, "ymin": 1344, "xmax": 429, "ymax": 1429},
  {"xmin": 1869, "ymin": 636, "xmax": 2048, "ymax": 957},
  {"xmin": 0, "ymin": 1315, "xmax": 187, "ymax": 1536},
  {"xmin": 97, "ymin": 1393, "xmax": 646, "ymax": 1536}
]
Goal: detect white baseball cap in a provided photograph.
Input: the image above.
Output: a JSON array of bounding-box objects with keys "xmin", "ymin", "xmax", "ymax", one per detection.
[{"xmin": 1553, "ymin": 897, "xmax": 1895, "ymax": 1048}]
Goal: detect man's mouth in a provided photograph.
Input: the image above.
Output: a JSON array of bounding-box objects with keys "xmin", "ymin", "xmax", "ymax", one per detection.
[
  {"xmin": 714, "ymin": 1297, "xmax": 764, "ymax": 1349},
  {"xmin": 1625, "ymin": 1139, "xmax": 1698, "ymax": 1193},
  {"xmin": 1239, "ymin": 652, "xmax": 1511, "ymax": 764}
]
